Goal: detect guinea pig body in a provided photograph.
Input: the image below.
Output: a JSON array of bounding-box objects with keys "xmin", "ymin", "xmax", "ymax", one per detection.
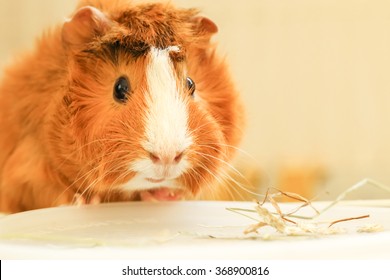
[{"xmin": 0, "ymin": 0, "xmax": 244, "ymax": 213}]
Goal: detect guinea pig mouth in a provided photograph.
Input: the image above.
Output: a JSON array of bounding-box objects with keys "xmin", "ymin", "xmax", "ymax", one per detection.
[
  {"xmin": 140, "ymin": 187, "xmax": 183, "ymax": 201},
  {"xmin": 146, "ymin": 177, "xmax": 165, "ymax": 183}
]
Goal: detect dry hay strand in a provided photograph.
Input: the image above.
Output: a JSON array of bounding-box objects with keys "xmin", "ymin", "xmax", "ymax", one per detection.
[{"xmin": 229, "ymin": 178, "xmax": 388, "ymax": 237}]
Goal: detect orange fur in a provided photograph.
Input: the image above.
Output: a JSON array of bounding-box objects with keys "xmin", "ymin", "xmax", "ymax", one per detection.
[{"xmin": 0, "ymin": 0, "xmax": 244, "ymax": 213}]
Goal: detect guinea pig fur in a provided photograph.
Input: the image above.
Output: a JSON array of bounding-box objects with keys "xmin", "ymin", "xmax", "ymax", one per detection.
[{"xmin": 0, "ymin": 0, "xmax": 245, "ymax": 213}]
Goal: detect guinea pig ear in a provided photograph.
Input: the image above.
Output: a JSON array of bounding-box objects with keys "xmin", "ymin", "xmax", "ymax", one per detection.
[
  {"xmin": 192, "ymin": 16, "xmax": 218, "ymax": 38},
  {"xmin": 62, "ymin": 6, "xmax": 111, "ymax": 48}
]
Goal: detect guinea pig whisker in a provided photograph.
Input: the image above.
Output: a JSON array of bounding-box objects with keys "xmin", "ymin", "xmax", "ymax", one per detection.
[
  {"xmin": 194, "ymin": 146, "xmax": 238, "ymax": 172},
  {"xmin": 196, "ymin": 144, "xmax": 251, "ymax": 182},
  {"xmin": 189, "ymin": 156, "xmax": 227, "ymax": 194},
  {"xmin": 53, "ymin": 164, "xmax": 99, "ymax": 206},
  {"xmin": 189, "ymin": 120, "xmax": 218, "ymax": 135},
  {"xmin": 183, "ymin": 164, "xmax": 218, "ymax": 200},
  {"xmin": 105, "ymin": 165, "xmax": 136, "ymax": 194},
  {"xmin": 57, "ymin": 139, "xmax": 257, "ymax": 205},
  {"xmin": 54, "ymin": 137, "xmax": 132, "ymax": 170},
  {"xmin": 194, "ymin": 140, "xmax": 260, "ymax": 177},
  {"xmin": 54, "ymin": 138, "xmax": 107, "ymax": 169},
  {"xmin": 218, "ymin": 169, "xmax": 253, "ymax": 201},
  {"xmin": 196, "ymin": 158, "xmax": 223, "ymax": 184},
  {"xmin": 208, "ymin": 142, "xmax": 257, "ymax": 162},
  {"xmin": 194, "ymin": 141, "xmax": 270, "ymax": 194},
  {"xmin": 193, "ymin": 150, "xmax": 262, "ymax": 199},
  {"xmin": 190, "ymin": 157, "xmax": 244, "ymax": 201},
  {"xmin": 54, "ymin": 152, "xmax": 120, "ymax": 205}
]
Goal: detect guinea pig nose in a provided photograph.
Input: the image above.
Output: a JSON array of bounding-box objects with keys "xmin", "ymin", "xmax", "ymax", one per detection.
[{"xmin": 149, "ymin": 151, "xmax": 184, "ymax": 165}]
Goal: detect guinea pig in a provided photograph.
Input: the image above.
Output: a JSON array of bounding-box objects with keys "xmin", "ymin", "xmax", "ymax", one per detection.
[{"xmin": 0, "ymin": 0, "xmax": 244, "ymax": 213}]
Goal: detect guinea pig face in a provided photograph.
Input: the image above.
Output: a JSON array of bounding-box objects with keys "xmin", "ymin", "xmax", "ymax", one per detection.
[
  {"xmin": 123, "ymin": 47, "xmax": 193, "ymax": 189},
  {"xmin": 66, "ymin": 43, "xmax": 226, "ymax": 199},
  {"xmin": 59, "ymin": 4, "xmax": 234, "ymax": 200}
]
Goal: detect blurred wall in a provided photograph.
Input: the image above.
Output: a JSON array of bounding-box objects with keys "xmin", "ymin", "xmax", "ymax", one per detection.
[
  {"xmin": 0, "ymin": 0, "xmax": 78, "ymax": 66},
  {"xmin": 1, "ymin": 0, "xmax": 390, "ymax": 199}
]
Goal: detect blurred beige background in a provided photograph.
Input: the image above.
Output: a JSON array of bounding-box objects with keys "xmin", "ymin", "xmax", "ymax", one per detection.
[{"xmin": 1, "ymin": 0, "xmax": 390, "ymax": 200}]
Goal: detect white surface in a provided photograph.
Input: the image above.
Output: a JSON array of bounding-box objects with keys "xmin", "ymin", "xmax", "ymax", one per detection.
[{"xmin": 0, "ymin": 201, "xmax": 389, "ymax": 259}]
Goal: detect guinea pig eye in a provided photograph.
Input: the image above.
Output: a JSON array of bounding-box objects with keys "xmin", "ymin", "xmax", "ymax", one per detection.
[
  {"xmin": 113, "ymin": 76, "xmax": 130, "ymax": 103},
  {"xmin": 186, "ymin": 77, "xmax": 196, "ymax": 97}
]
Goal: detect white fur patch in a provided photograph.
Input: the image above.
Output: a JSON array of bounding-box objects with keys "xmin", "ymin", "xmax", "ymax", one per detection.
[
  {"xmin": 124, "ymin": 46, "xmax": 192, "ymax": 189},
  {"xmin": 143, "ymin": 46, "xmax": 192, "ymax": 153}
]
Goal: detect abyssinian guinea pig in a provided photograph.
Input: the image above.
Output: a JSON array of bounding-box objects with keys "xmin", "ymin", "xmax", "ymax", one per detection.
[{"xmin": 0, "ymin": 0, "xmax": 244, "ymax": 213}]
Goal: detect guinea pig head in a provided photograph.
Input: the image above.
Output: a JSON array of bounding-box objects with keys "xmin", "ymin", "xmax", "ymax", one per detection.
[{"xmin": 52, "ymin": 3, "xmax": 243, "ymax": 200}]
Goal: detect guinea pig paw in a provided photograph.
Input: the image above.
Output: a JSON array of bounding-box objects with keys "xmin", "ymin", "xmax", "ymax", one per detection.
[
  {"xmin": 140, "ymin": 187, "xmax": 183, "ymax": 202},
  {"xmin": 89, "ymin": 195, "xmax": 101, "ymax": 205},
  {"xmin": 73, "ymin": 193, "xmax": 86, "ymax": 206},
  {"xmin": 72, "ymin": 193, "xmax": 101, "ymax": 206}
]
